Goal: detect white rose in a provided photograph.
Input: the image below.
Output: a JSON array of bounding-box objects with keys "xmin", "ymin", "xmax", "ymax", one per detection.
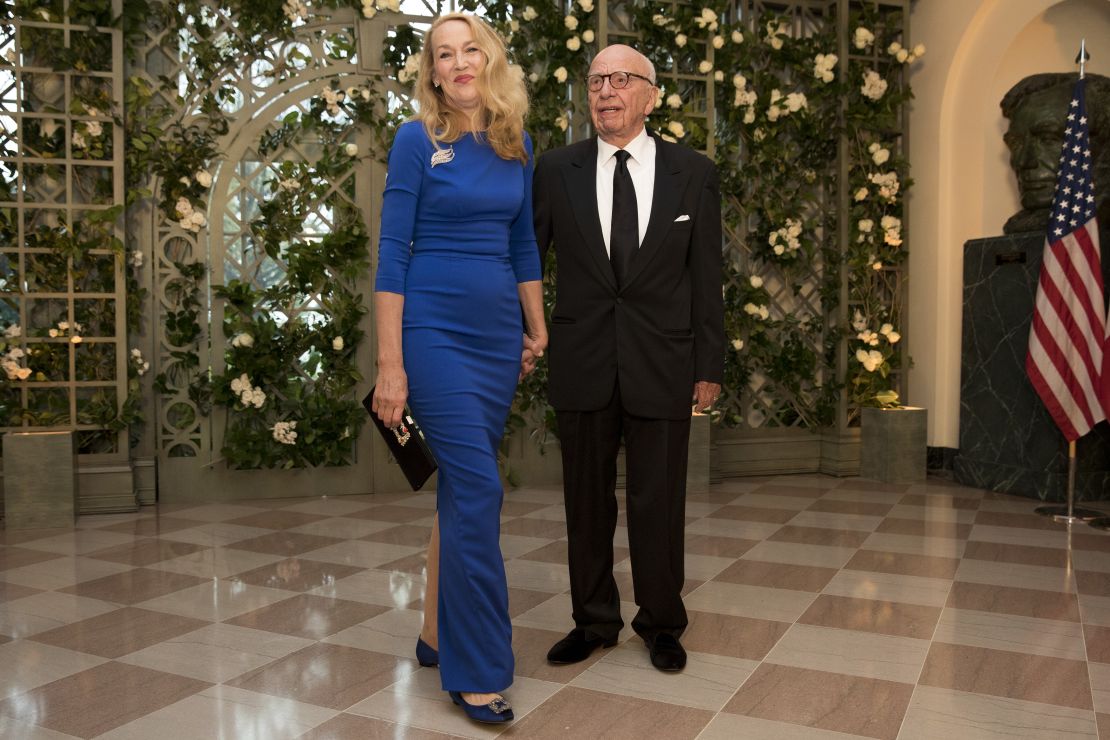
[
  {"xmin": 554, "ymin": 66, "xmax": 568, "ymax": 83},
  {"xmin": 345, "ymin": 143, "xmax": 359, "ymax": 156},
  {"xmin": 888, "ymin": 42, "xmax": 903, "ymax": 55},
  {"xmin": 712, "ymin": 35, "xmax": 724, "ymax": 49},
  {"xmin": 566, "ymin": 36, "xmax": 581, "ymax": 51},
  {"xmin": 887, "ymin": 331, "xmax": 901, "ymax": 344},
  {"xmin": 714, "ymin": 70, "xmax": 724, "ymax": 82},
  {"xmin": 854, "ymin": 187, "xmax": 868, "ymax": 201},
  {"xmin": 731, "ymin": 30, "xmax": 743, "ymax": 43},
  {"xmin": 666, "ymin": 93, "xmax": 682, "ymax": 109},
  {"xmin": 522, "ymin": 6, "xmax": 538, "ymax": 21},
  {"xmin": 578, "ymin": 0, "xmax": 594, "ymax": 11},
  {"xmin": 750, "ymin": 275, "xmax": 763, "ymax": 288},
  {"xmin": 565, "ymin": 15, "xmax": 578, "ymax": 30},
  {"xmin": 582, "ymin": 29, "xmax": 594, "ymax": 43},
  {"xmin": 194, "ymin": 170, "xmax": 212, "ymax": 188},
  {"xmin": 731, "ymin": 339, "xmax": 744, "ymax": 350},
  {"xmin": 666, "ymin": 120, "xmax": 685, "ymax": 138},
  {"xmin": 698, "ymin": 60, "xmax": 713, "ymax": 74},
  {"xmin": 16, "ymin": 367, "xmax": 31, "ymax": 380},
  {"xmin": 362, "ymin": 5, "xmax": 377, "ymax": 18},
  {"xmin": 332, "ymin": 336, "xmax": 344, "ymax": 351},
  {"xmin": 555, "ymin": 114, "xmax": 568, "ymax": 132},
  {"xmin": 179, "ymin": 176, "xmax": 191, "ymax": 186},
  {"xmin": 858, "ymin": 219, "xmax": 874, "ymax": 233},
  {"xmin": 896, "ymin": 49, "xmax": 908, "ymax": 63},
  {"xmin": 675, "ymin": 34, "xmax": 687, "ymax": 47},
  {"xmin": 529, "ymin": 72, "xmax": 539, "ymax": 83},
  {"xmin": 913, "ymin": 43, "xmax": 926, "ymax": 57},
  {"xmin": 872, "ymin": 261, "xmax": 883, "ymax": 271},
  {"xmin": 70, "ymin": 335, "xmax": 82, "ymax": 344}
]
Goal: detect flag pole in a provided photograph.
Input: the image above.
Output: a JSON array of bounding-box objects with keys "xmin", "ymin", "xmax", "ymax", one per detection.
[{"xmin": 1033, "ymin": 39, "xmax": 1105, "ymax": 524}]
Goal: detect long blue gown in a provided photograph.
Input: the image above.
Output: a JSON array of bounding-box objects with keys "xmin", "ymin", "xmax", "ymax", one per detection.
[{"xmin": 374, "ymin": 120, "xmax": 541, "ymax": 692}]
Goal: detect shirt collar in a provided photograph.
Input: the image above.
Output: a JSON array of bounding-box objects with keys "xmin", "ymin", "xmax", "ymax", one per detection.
[{"xmin": 597, "ymin": 127, "xmax": 652, "ymax": 167}]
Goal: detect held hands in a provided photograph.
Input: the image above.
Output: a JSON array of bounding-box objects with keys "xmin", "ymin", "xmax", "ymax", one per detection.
[
  {"xmin": 692, "ymin": 381, "xmax": 721, "ymax": 413},
  {"xmin": 520, "ymin": 330, "xmax": 548, "ymax": 380},
  {"xmin": 373, "ymin": 363, "xmax": 409, "ymax": 427}
]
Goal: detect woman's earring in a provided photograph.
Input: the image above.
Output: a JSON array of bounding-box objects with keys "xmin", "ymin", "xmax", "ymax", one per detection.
[{"xmin": 433, "ymin": 81, "xmax": 440, "ymax": 88}]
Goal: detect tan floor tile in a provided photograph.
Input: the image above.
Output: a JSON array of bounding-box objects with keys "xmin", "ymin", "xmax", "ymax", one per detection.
[
  {"xmin": 227, "ymin": 642, "xmax": 417, "ymax": 710},
  {"xmin": 798, "ymin": 594, "xmax": 941, "ymax": 639},
  {"xmin": 0, "ymin": 591, "xmax": 118, "ymax": 638},
  {"xmin": 508, "ymin": 588, "xmax": 555, "ymax": 619},
  {"xmin": 99, "ymin": 685, "xmax": 339, "ymax": 740},
  {"xmin": 119, "ymin": 622, "xmax": 313, "ymax": 683},
  {"xmin": 1086, "ymin": 624, "xmax": 1110, "ymax": 663},
  {"xmin": 898, "ymin": 685, "xmax": 1098, "ymax": 740},
  {"xmin": 1079, "ymin": 571, "xmax": 1110, "ymax": 598},
  {"xmin": 786, "ymin": 510, "xmax": 884, "ymax": 532},
  {"xmin": 225, "ymin": 531, "xmax": 345, "ymax": 557},
  {"xmin": 861, "ymin": 532, "xmax": 966, "ymax": 558},
  {"xmin": 683, "ymin": 519, "xmax": 778, "ymax": 543},
  {"xmin": 519, "ymin": 504, "xmax": 567, "ymax": 522},
  {"xmin": 376, "ymin": 551, "xmax": 431, "ymax": 575},
  {"xmin": 1071, "ymin": 532, "xmax": 1110, "ymax": 553},
  {"xmin": 973, "ymin": 510, "xmax": 1065, "ymax": 531},
  {"xmin": 899, "ymin": 493, "xmax": 980, "ymax": 510},
  {"xmin": 83, "ymin": 538, "xmax": 211, "ymax": 567},
  {"xmin": 299, "ymin": 540, "xmax": 424, "ymax": 569},
  {"xmin": 498, "ymin": 517, "xmax": 571, "ymax": 539},
  {"xmin": 821, "ymin": 570, "xmax": 952, "ymax": 608},
  {"xmin": 1091, "ymin": 663, "xmax": 1110, "ymax": 714},
  {"xmin": 768, "ymin": 525, "xmax": 871, "ymax": 548},
  {"xmin": 722, "ymin": 663, "xmax": 913, "ymax": 739},
  {"xmin": 499, "ymin": 500, "xmax": 551, "ymax": 517},
  {"xmin": 15, "ymin": 530, "xmax": 138, "ymax": 557},
  {"xmin": 1080, "ymin": 595, "xmax": 1110, "ymax": 628},
  {"xmin": 155, "ymin": 522, "xmax": 275, "ymax": 547},
  {"xmin": 503, "ymin": 558, "xmax": 572, "ymax": 593},
  {"xmin": 57, "ymin": 567, "xmax": 206, "ymax": 605},
  {"xmin": 806, "ymin": 499, "xmax": 893, "ymax": 517},
  {"xmin": 0, "ymin": 581, "xmax": 42, "ymax": 602},
  {"xmin": 287, "ymin": 517, "xmax": 396, "ymax": 540},
  {"xmin": 146, "ymin": 547, "xmax": 286, "ymax": 579},
  {"xmin": 764, "ymin": 623, "xmax": 929, "ymax": 684},
  {"xmin": 611, "ymin": 570, "xmax": 701, "ymax": 602},
  {"xmin": 682, "ymin": 609, "xmax": 789, "ymax": 661},
  {"xmin": 838, "ymin": 479, "xmax": 910, "ymax": 494},
  {"xmin": 1099, "ymin": 712, "xmax": 1110, "ymax": 739},
  {"xmin": 233, "ymin": 557, "xmax": 366, "ymax": 593},
  {"xmin": 934, "ymin": 608, "xmax": 1086, "ymax": 660},
  {"xmin": 308, "ymin": 568, "xmax": 424, "ymax": 609},
  {"xmin": 348, "ymin": 505, "xmax": 437, "ymax": 524},
  {"xmin": 281, "ymin": 497, "xmax": 380, "ymax": 517},
  {"xmin": 360, "ymin": 523, "xmax": 434, "ymax": 548},
  {"xmin": 520, "ymin": 540, "xmax": 627, "ymax": 565},
  {"xmin": 946, "ymin": 581, "xmax": 1080, "ymax": 621},
  {"xmin": 509, "ymin": 685, "xmax": 713, "ymax": 739},
  {"xmin": 225, "ymin": 593, "xmax": 387, "ymax": 640},
  {"xmin": 742, "ymin": 541, "xmax": 858, "ymax": 569},
  {"xmin": 714, "ymin": 559, "xmax": 838, "ymax": 592},
  {"xmin": 875, "ymin": 517, "xmax": 972, "ymax": 539},
  {"xmin": 920, "ymin": 642, "xmax": 1092, "ymax": 710},
  {"xmin": 570, "ymin": 641, "xmax": 756, "ymax": 711},
  {"xmin": 93, "ymin": 516, "xmax": 206, "ymax": 537},
  {"xmin": 957, "ymin": 558, "xmax": 1076, "ymax": 594},
  {"xmin": 963, "ymin": 540, "xmax": 1070, "ymax": 568},
  {"xmin": 498, "ymin": 534, "xmax": 555, "ymax": 559},
  {"xmin": 325, "ymin": 607, "xmax": 422, "ymax": 660},
  {"xmin": 613, "ymin": 552, "xmax": 731, "ymax": 581},
  {"xmin": 844, "ymin": 549, "xmax": 961, "ymax": 579},
  {"xmin": 0, "ymin": 661, "xmax": 210, "ymax": 738},
  {"xmin": 0, "ymin": 715, "xmax": 83, "ymax": 738},
  {"xmin": 684, "ymin": 581, "xmax": 816, "ymax": 623},
  {"xmin": 0, "ymin": 641, "xmax": 107, "ymax": 701},
  {"xmin": 678, "ymin": 534, "xmax": 756, "ymax": 558},
  {"xmin": 752, "ymin": 483, "xmax": 831, "ymax": 498},
  {"xmin": 225, "ymin": 510, "xmax": 331, "ymax": 530},
  {"xmin": 0, "ymin": 527, "xmax": 74, "ymax": 547},
  {"xmin": 885, "ymin": 505, "xmax": 977, "ymax": 524},
  {"xmin": 698, "ymin": 713, "xmax": 876, "ymax": 740},
  {"xmin": 710, "ymin": 505, "xmax": 799, "ymax": 524},
  {"xmin": 1072, "ymin": 549, "xmax": 1110, "ymax": 574},
  {"xmin": 0, "ymin": 547, "xmax": 66, "ymax": 572},
  {"xmin": 969, "ymin": 524, "xmax": 1073, "ymax": 550},
  {"xmin": 731, "ymin": 493, "xmax": 814, "ymax": 511},
  {"xmin": 299, "ymin": 712, "xmax": 460, "ymax": 740},
  {"xmin": 29, "ymin": 606, "xmax": 209, "ymax": 659},
  {"xmin": 3, "ymin": 559, "xmax": 136, "ymax": 594},
  {"xmin": 162, "ymin": 503, "xmax": 273, "ymax": 522},
  {"xmin": 136, "ymin": 580, "xmax": 294, "ymax": 621}
]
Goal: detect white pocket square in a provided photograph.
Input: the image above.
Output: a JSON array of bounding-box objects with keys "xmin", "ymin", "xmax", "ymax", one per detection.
[{"xmin": 674, "ymin": 214, "xmax": 691, "ymax": 222}]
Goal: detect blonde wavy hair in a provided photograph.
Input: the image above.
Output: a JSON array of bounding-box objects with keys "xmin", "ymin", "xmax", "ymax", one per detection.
[{"xmin": 414, "ymin": 13, "xmax": 528, "ymax": 164}]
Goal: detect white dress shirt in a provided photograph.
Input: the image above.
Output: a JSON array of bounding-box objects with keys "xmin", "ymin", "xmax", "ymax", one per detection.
[{"xmin": 596, "ymin": 128, "xmax": 656, "ymax": 257}]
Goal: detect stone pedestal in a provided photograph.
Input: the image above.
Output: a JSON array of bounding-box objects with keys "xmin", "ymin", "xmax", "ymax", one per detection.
[
  {"xmin": 3, "ymin": 431, "xmax": 77, "ymax": 528},
  {"xmin": 955, "ymin": 232, "xmax": 1110, "ymax": 501},
  {"xmin": 860, "ymin": 407, "xmax": 927, "ymax": 484},
  {"xmin": 686, "ymin": 412, "xmax": 711, "ymax": 495}
]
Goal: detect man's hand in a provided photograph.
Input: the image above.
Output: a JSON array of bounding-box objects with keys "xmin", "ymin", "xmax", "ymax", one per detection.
[
  {"xmin": 520, "ymin": 346, "xmax": 537, "ymax": 380},
  {"xmin": 692, "ymin": 381, "xmax": 721, "ymax": 413},
  {"xmin": 520, "ymin": 330, "xmax": 548, "ymax": 380}
]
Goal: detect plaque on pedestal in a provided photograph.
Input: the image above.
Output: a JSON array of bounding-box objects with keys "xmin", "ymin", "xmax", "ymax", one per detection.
[
  {"xmin": 2, "ymin": 431, "xmax": 78, "ymax": 528},
  {"xmin": 955, "ymin": 231, "xmax": 1110, "ymax": 502}
]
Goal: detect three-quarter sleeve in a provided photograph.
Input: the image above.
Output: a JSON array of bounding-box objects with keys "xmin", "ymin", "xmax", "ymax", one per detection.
[
  {"xmin": 374, "ymin": 122, "xmax": 426, "ymax": 295},
  {"xmin": 508, "ymin": 133, "xmax": 543, "ymax": 283}
]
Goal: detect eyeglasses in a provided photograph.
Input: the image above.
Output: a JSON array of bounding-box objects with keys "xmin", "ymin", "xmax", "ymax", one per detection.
[{"xmin": 585, "ymin": 71, "xmax": 655, "ymax": 92}]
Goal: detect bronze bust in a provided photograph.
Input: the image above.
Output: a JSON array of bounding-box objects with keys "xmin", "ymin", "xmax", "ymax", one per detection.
[{"xmin": 1001, "ymin": 73, "xmax": 1109, "ymax": 234}]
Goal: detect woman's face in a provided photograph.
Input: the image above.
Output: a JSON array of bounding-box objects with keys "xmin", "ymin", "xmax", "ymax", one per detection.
[{"xmin": 430, "ymin": 19, "xmax": 486, "ymax": 114}]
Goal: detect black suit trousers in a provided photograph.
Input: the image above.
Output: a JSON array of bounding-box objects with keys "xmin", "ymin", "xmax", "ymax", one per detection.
[{"xmin": 556, "ymin": 381, "xmax": 691, "ymax": 642}]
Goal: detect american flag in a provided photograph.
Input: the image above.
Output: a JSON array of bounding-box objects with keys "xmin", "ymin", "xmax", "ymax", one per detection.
[{"xmin": 1026, "ymin": 77, "xmax": 1107, "ymax": 441}]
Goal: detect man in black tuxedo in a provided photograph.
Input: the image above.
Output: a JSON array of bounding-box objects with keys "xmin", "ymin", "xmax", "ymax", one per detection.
[{"xmin": 533, "ymin": 44, "xmax": 724, "ymax": 672}]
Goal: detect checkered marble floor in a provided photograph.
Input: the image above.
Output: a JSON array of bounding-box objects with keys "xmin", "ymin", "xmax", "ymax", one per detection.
[{"xmin": 2, "ymin": 474, "xmax": 1110, "ymax": 739}]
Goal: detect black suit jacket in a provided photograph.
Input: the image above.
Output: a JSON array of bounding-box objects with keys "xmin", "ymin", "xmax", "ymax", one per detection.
[{"xmin": 533, "ymin": 132, "xmax": 725, "ymax": 420}]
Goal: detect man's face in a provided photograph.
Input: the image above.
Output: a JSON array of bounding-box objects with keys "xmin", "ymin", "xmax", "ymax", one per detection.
[
  {"xmin": 588, "ymin": 46, "xmax": 657, "ymax": 147},
  {"xmin": 1004, "ymin": 86, "xmax": 1073, "ymax": 211}
]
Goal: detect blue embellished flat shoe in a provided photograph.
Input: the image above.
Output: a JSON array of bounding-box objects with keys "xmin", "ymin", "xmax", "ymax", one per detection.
[
  {"xmin": 415, "ymin": 637, "xmax": 439, "ymax": 667},
  {"xmin": 448, "ymin": 691, "xmax": 514, "ymax": 723}
]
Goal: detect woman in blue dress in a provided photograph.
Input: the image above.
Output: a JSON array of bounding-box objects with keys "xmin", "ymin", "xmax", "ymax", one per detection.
[{"xmin": 371, "ymin": 13, "xmax": 546, "ymax": 724}]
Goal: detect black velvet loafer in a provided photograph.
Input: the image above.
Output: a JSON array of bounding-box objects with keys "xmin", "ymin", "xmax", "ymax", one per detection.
[
  {"xmin": 648, "ymin": 633, "xmax": 687, "ymax": 672},
  {"xmin": 546, "ymin": 628, "xmax": 618, "ymax": 665}
]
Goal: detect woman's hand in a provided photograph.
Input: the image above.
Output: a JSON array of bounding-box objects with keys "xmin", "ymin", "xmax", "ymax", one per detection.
[
  {"xmin": 520, "ymin": 329, "xmax": 548, "ymax": 379},
  {"xmin": 373, "ymin": 362, "xmax": 409, "ymax": 427}
]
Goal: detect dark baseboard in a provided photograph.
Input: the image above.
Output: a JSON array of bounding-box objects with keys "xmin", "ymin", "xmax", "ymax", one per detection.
[{"xmin": 927, "ymin": 446, "xmax": 957, "ymax": 476}]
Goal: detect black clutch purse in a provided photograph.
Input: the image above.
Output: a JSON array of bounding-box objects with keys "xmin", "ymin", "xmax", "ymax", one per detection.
[{"xmin": 362, "ymin": 386, "xmax": 438, "ymax": 491}]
